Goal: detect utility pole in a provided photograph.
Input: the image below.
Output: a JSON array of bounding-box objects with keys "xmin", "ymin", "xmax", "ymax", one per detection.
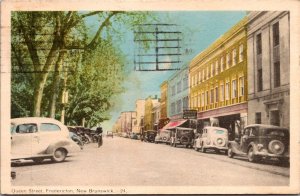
[{"xmin": 61, "ymin": 61, "xmax": 68, "ymax": 125}]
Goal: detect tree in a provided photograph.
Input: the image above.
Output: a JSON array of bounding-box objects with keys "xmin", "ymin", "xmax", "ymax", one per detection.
[{"xmin": 11, "ymin": 11, "xmax": 153, "ymax": 122}]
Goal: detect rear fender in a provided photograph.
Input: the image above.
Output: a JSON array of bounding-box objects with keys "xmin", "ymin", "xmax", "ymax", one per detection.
[{"xmin": 45, "ymin": 140, "xmax": 71, "ymax": 154}]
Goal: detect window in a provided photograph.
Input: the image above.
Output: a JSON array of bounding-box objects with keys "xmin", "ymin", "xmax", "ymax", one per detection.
[
  {"xmin": 16, "ymin": 123, "xmax": 38, "ymax": 134},
  {"xmin": 274, "ymin": 61, "xmax": 281, "ymax": 87},
  {"xmin": 40, "ymin": 123, "xmax": 61, "ymax": 132},
  {"xmin": 206, "ymin": 91, "xmax": 209, "ymax": 105},
  {"xmin": 207, "ymin": 66, "xmax": 210, "ymax": 78},
  {"xmin": 171, "ymin": 102, "xmax": 175, "ymax": 114},
  {"xmin": 210, "ymin": 89, "xmax": 214, "ymax": 104},
  {"xmin": 177, "ymin": 81, "xmax": 182, "ymax": 93},
  {"xmin": 183, "ymin": 75, "xmax": 188, "ymax": 89},
  {"xmin": 255, "ymin": 112, "xmax": 261, "ymax": 124},
  {"xmin": 176, "ymin": 100, "xmax": 182, "ymax": 113},
  {"xmin": 232, "ymin": 49, "xmax": 237, "ymax": 66},
  {"xmin": 203, "ymin": 69, "xmax": 205, "ymax": 81},
  {"xmin": 221, "ymin": 57, "xmax": 225, "ymax": 72},
  {"xmin": 198, "ymin": 71, "xmax": 201, "ymax": 83},
  {"xmin": 239, "ymin": 44, "xmax": 244, "ymax": 62},
  {"xmin": 215, "ymin": 60, "xmax": 219, "ymax": 75},
  {"xmin": 226, "ymin": 53, "xmax": 231, "ymax": 68},
  {"xmin": 197, "ymin": 93, "xmax": 201, "ymax": 107},
  {"xmin": 256, "ymin": 33, "xmax": 262, "ymax": 55},
  {"xmin": 225, "ymin": 82, "xmax": 230, "ymax": 100},
  {"xmin": 273, "ymin": 22, "xmax": 280, "ymax": 47},
  {"xmin": 257, "ymin": 68, "xmax": 263, "ymax": 91},
  {"xmin": 215, "ymin": 87, "xmax": 219, "ymax": 103},
  {"xmin": 239, "ymin": 77, "xmax": 244, "ymax": 96},
  {"xmin": 201, "ymin": 93, "xmax": 205, "ymax": 106},
  {"xmin": 220, "ymin": 84, "xmax": 224, "ymax": 101},
  {"xmin": 232, "ymin": 80, "xmax": 237, "ymax": 98},
  {"xmin": 211, "ymin": 63, "xmax": 214, "ymax": 76},
  {"xmin": 172, "ymin": 85, "xmax": 176, "ymax": 96}
]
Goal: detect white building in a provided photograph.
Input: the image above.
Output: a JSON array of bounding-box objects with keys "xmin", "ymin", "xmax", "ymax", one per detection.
[{"xmin": 247, "ymin": 11, "xmax": 290, "ymax": 128}]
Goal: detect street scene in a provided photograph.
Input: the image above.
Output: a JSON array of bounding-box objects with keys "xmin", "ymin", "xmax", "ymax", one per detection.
[
  {"xmin": 7, "ymin": 8, "xmax": 294, "ymax": 191},
  {"xmin": 12, "ymin": 136, "xmax": 289, "ymax": 186}
]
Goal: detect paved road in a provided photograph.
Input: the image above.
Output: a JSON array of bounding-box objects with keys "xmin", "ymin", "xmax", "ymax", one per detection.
[{"xmin": 12, "ymin": 137, "xmax": 289, "ymax": 186}]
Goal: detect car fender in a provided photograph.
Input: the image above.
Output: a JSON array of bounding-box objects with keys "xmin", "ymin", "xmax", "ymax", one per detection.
[
  {"xmin": 247, "ymin": 142, "xmax": 258, "ymax": 153},
  {"xmin": 45, "ymin": 139, "xmax": 73, "ymax": 154}
]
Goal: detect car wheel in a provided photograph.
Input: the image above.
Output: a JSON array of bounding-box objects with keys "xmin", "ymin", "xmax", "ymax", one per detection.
[
  {"xmin": 32, "ymin": 157, "xmax": 44, "ymax": 164},
  {"xmin": 247, "ymin": 146, "xmax": 258, "ymax": 162},
  {"xmin": 227, "ymin": 147, "xmax": 234, "ymax": 158},
  {"xmin": 51, "ymin": 148, "xmax": 67, "ymax": 163},
  {"xmin": 174, "ymin": 143, "xmax": 177, "ymax": 147}
]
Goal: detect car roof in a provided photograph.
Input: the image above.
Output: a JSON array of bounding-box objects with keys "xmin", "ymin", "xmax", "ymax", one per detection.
[
  {"xmin": 11, "ymin": 117, "xmax": 63, "ymax": 125},
  {"xmin": 245, "ymin": 124, "xmax": 289, "ymax": 130}
]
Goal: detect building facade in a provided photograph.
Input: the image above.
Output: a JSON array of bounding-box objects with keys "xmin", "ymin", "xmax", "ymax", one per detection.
[
  {"xmin": 152, "ymin": 102, "xmax": 161, "ymax": 131},
  {"xmin": 247, "ymin": 11, "xmax": 290, "ymax": 128},
  {"xmin": 119, "ymin": 111, "xmax": 136, "ymax": 134},
  {"xmin": 144, "ymin": 96, "xmax": 159, "ymax": 131},
  {"xmin": 135, "ymin": 99, "xmax": 145, "ymax": 133},
  {"xmin": 160, "ymin": 81, "xmax": 168, "ymax": 120},
  {"xmin": 167, "ymin": 63, "xmax": 189, "ymax": 120},
  {"xmin": 189, "ymin": 18, "xmax": 248, "ymax": 139}
]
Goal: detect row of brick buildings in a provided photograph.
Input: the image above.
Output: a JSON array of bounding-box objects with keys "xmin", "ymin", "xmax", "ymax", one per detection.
[{"xmin": 112, "ymin": 11, "xmax": 290, "ymax": 137}]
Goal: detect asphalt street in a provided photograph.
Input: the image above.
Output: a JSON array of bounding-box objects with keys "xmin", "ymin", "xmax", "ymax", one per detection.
[{"xmin": 11, "ymin": 136, "xmax": 289, "ymax": 186}]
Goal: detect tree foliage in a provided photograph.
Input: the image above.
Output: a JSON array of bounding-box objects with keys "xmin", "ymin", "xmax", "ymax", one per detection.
[{"xmin": 11, "ymin": 11, "xmax": 154, "ymax": 126}]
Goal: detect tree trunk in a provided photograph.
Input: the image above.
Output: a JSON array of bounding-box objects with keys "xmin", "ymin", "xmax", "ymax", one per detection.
[{"xmin": 49, "ymin": 51, "xmax": 65, "ymax": 118}]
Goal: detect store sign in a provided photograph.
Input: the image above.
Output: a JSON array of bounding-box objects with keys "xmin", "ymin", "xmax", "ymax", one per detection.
[{"xmin": 183, "ymin": 110, "xmax": 198, "ymax": 119}]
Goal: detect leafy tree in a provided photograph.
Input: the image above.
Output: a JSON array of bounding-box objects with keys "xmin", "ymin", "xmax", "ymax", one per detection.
[{"xmin": 11, "ymin": 11, "xmax": 154, "ymax": 125}]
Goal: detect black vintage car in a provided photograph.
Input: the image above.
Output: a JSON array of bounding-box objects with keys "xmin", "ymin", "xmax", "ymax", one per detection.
[
  {"xmin": 142, "ymin": 130, "xmax": 157, "ymax": 143},
  {"xmin": 170, "ymin": 127, "xmax": 195, "ymax": 148},
  {"xmin": 228, "ymin": 124, "xmax": 289, "ymax": 163}
]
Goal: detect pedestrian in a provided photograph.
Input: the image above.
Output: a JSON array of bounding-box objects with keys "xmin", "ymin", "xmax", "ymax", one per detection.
[{"xmin": 96, "ymin": 127, "xmax": 103, "ymax": 148}]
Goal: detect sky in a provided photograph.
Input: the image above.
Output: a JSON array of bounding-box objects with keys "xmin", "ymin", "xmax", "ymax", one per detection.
[{"xmin": 98, "ymin": 11, "xmax": 247, "ymax": 131}]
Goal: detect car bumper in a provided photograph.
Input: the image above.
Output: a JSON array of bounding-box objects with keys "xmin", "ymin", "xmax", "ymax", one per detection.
[
  {"xmin": 203, "ymin": 145, "xmax": 228, "ymax": 150},
  {"xmin": 255, "ymin": 150, "xmax": 289, "ymax": 159}
]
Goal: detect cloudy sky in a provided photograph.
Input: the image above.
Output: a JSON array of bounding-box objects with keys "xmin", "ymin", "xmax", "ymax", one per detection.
[{"xmin": 100, "ymin": 11, "xmax": 246, "ymax": 131}]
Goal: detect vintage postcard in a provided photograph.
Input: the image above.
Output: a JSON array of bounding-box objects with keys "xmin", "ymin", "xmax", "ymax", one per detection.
[{"xmin": 1, "ymin": 0, "xmax": 300, "ymax": 194}]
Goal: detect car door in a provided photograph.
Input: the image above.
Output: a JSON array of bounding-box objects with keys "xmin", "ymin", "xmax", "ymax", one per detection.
[
  {"xmin": 241, "ymin": 127, "xmax": 251, "ymax": 152},
  {"xmin": 11, "ymin": 123, "xmax": 38, "ymax": 159},
  {"xmin": 37, "ymin": 123, "xmax": 65, "ymax": 154}
]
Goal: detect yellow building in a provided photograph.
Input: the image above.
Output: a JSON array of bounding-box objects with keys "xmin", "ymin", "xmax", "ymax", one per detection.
[
  {"xmin": 159, "ymin": 81, "xmax": 169, "ymax": 128},
  {"xmin": 189, "ymin": 18, "xmax": 248, "ymax": 139},
  {"xmin": 144, "ymin": 95, "xmax": 159, "ymax": 131}
]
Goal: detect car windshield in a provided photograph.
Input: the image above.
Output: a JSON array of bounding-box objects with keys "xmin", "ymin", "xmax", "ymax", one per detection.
[
  {"xmin": 214, "ymin": 129, "xmax": 225, "ymax": 134},
  {"xmin": 266, "ymin": 129, "xmax": 288, "ymax": 137}
]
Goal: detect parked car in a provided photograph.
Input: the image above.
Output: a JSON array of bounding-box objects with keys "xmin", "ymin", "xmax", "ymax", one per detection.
[
  {"xmin": 194, "ymin": 126, "xmax": 228, "ymax": 154},
  {"xmin": 130, "ymin": 133, "xmax": 139, "ymax": 140},
  {"xmin": 155, "ymin": 130, "xmax": 171, "ymax": 144},
  {"xmin": 106, "ymin": 131, "xmax": 113, "ymax": 138},
  {"xmin": 227, "ymin": 124, "xmax": 289, "ymax": 163},
  {"xmin": 170, "ymin": 127, "xmax": 194, "ymax": 148},
  {"xmin": 143, "ymin": 130, "xmax": 157, "ymax": 142},
  {"xmin": 11, "ymin": 117, "xmax": 81, "ymax": 163},
  {"xmin": 69, "ymin": 132, "xmax": 84, "ymax": 150}
]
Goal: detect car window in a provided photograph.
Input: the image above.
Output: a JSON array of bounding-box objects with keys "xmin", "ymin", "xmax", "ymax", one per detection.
[
  {"xmin": 16, "ymin": 123, "xmax": 38, "ymax": 134},
  {"xmin": 40, "ymin": 123, "xmax": 61, "ymax": 132},
  {"xmin": 266, "ymin": 129, "xmax": 286, "ymax": 137},
  {"xmin": 244, "ymin": 128, "xmax": 250, "ymax": 136},
  {"xmin": 249, "ymin": 127, "xmax": 258, "ymax": 136}
]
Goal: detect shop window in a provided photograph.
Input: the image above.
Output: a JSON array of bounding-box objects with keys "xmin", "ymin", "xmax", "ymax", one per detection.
[{"xmin": 255, "ymin": 112, "xmax": 261, "ymax": 124}]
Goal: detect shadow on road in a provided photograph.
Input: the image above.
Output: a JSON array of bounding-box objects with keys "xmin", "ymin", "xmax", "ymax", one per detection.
[{"xmin": 11, "ymin": 159, "xmax": 72, "ymax": 167}]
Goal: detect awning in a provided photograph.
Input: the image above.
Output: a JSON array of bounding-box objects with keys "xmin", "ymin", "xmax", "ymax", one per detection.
[{"xmin": 161, "ymin": 120, "xmax": 187, "ymax": 131}]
